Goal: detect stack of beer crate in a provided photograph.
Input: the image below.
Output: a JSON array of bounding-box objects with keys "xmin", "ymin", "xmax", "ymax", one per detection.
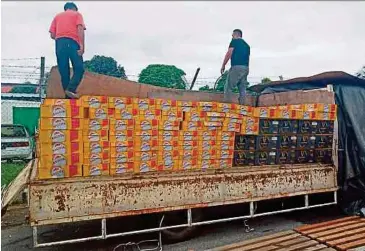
[
  {"xmin": 82, "ymin": 96, "xmax": 111, "ymax": 176},
  {"xmin": 38, "ymin": 99, "xmax": 84, "ymax": 179},
  {"xmin": 232, "ymin": 104, "xmax": 336, "ymax": 167}
]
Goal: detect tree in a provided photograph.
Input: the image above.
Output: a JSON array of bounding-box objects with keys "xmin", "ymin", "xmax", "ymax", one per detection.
[
  {"xmin": 138, "ymin": 64, "xmax": 187, "ymax": 89},
  {"xmin": 261, "ymin": 77, "xmax": 272, "ymax": 84},
  {"xmin": 84, "ymin": 55, "xmax": 127, "ymax": 79},
  {"xmin": 198, "ymin": 85, "xmax": 213, "ymax": 91}
]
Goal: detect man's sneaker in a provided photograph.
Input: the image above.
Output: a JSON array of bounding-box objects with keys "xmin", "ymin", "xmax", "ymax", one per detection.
[{"xmin": 65, "ymin": 90, "xmax": 80, "ymax": 99}]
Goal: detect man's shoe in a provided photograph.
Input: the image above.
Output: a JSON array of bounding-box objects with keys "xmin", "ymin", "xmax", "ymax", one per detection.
[
  {"xmin": 238, "ymin": 97, "xmax": 245, "ymax": 105},
  {"xmin": 65, "ymin": 90, "xmax": 80, "ymax": 99}
]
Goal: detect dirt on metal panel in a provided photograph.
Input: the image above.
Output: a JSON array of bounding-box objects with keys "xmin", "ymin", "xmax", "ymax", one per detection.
[{"xmin": 29, "ymin": 165, "xmax": 337, "ymax": 226}]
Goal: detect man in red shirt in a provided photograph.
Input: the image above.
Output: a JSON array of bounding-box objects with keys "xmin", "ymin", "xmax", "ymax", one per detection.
[{"xmin": 49, "ymin": 2, "xmax": 86, "ymax": 99}]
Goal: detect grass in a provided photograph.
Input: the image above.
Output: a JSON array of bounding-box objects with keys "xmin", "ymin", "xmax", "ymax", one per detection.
[{"xmin": 1, "ymin": 162, "xmax": 26, "ymax": 187}]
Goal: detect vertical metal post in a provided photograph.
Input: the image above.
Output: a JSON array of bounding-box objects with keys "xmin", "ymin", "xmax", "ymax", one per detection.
[
  {"xmin": 334, "ymin": 191, "xmax": 338, "ymax": 204},
  {"xmin": 101, "ymin": 219, "xmax": 107, "ymax": 239},
  {"xmin": 187, "ymin": 209, "xmax": 192, "ymax": 227},
  {"xmin": 39, "ymin": 56, "xmax": 45, "ymax": 102},
  {"xmin": 250, "ymin": 202, "xmax": 255, "ymax": 216},
  {"xmin": 33, "ymin": 226, "xmax": 38, "ymax": 247},
  {"xmin": 305, "ymin": 195, "xmax": 309, "ymax": 208}
]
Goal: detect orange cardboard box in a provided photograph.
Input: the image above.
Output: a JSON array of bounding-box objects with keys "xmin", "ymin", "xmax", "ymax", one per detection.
[
  {"xmin": 206, "ymin": 112, "xmax": 226, "ymax": 117},
  {"xmin": 179, "ymin": 159, "xmax": 198, "ymax": 170},
  {"xmin": 108, "ymin": 97, "xmax": 133, "ymax": 109},
  {"xmin": 138, "ymin": 109, "xmax": 162, "ymax": 120},
  {"xmin": 38, "ymin": 164, "xmax": 82, "ymax": 179},
  {"xmin": 303, "ymin": 104, "xmax": 337, "ymax": 113},
  {"xmin": 198, "ymin": 149, "xmax": 217, "ymax": 160},
  {"xmin": 83, "ymin": 130, "xmax": 108, "ymax": 142},
  {"xmin": 134, "ymin": 151, "xmax": 158, "ymax": 162},
  {"xmin": 159, "ymin": 120, "xmax": 180, "ymax": 131},
  {"xmin": 41, "ymin": 105, "xmax": 84, "ymax": 118},
  {"xmin": 181, "ymin": 121, "xmax": 203, "ymax": 131},
  {"xmin": 81, "ymin": 96, "xmax": 108, "ymax": 108},
  {"xmin": 217, "ymin": 131, "xmax": 235, "ymax": 141},
  {"xmin": 39, "ymin": 130, "xmax": 82, "ymax": 143},
  {"xmin": 110, "ymin": 151, "xmax": 134, "ymax": 162},
  {"xmin": 244, "ymin": 117, "xmax": 260, "ymax": 127},
  {"xmin": 177, "ymin": 101, "xmax": 198, "ymax": 107},
  {"xmin": 161, "ymin": 110, "xmax": 183, "ymax": 121},
  {"xmin": 217, "ymin": 150, "xmax": 234, "ymax": 159},
  {"xmin": 110, "ymin": 130, "xmax": 134, "ymax": 142},
  {"xmin": 43, "ymin": 99, "xmax": 81, "ymax": 107},
  {"xmin": 135, "ymin": 160, "xmax": 158, "ymax": 173},
  {"xmin": 133, "ymin": 98, "xmax": 156, "ymax": 110},
  {"xmin": 319, "ymin": 112, "xmax": 336, "ymax": 121},
  {"xmin": 180, "ymin": 141, "xmax": 199, "ymax": 151},
  {"xmin": 135, "ymin": 119, "xmax": 159, "ymax": 131},
  {"xmin": 222, "ymin": 123, "xmax": 241, "ymax": 132},
  {"xmin": 134, "ymin": 140, "xmax": 159, "ymax": 151},
  {"xmin": 40, "ymin": 153, "xmax": 82, "ymax": 167},
  {"xmin": 83, "ymin": 151, "xmax": 110, "ymax": 165},
  {"xmin": 157, "ymin": 159, "xmax": 179, "ymax": 171},
  {"xmin": 216, "ymin": 140, "xmax": 235, "ymax": 150},
  {"xmin": 40, "ymin": 118, "xmax": 82, "ymax": 130},
  {"xmin": 110, "ymin": 163, "xmax": 134, "ymax": 175},
  {"xmin": 217, "ymin": 158, "xmax": 233, "ymax": 169},
  {"xmin": 135, "ymin": 130, "xmax": 159, "ymax": 141},
  {"xmin": 288, "ymin": 104, "xmax": 303, "ymax": 111},
  {"xmin": 84, "ymin": 119, "xmax": 109, "ymax": 130},
  {"xmin": 253, "ymin": 107, "xmax": 278, "ymax": 118},
  {"xmin": 158, "ymin": 150, "xmax": 180, "ymax": 161},
  {"xmin": 184, "ymin": 111, "xmax": 205, "ymax": 122},
  {"xmin": 179, "ymin": 131, "xmax": 198, "ymax": 141},
  {"xmin": 88, "ymin": 107, "xmax": 114, "ymax": 119},
  {"xmin": 156, "ymin": 99, "xmax": 179, "ymax": 111},
  {"xmin": 198, "ymin": 159, "xmax": 218, "ymax": 170},
  {"xmin": 83, "ymin": 164, "xmax": 109, "ymax": 176},
  {"xmin": 198, "ymin": 140, "xmax": 217, "ymax": 151},
  {"xmin": 114, "ymin": 108, "xmax": 138, "ymax": 120},
  {"xmin": 158, "ymin": 141, "xmax": 179, "ymax": 151},
  {"xmin": 197, "ymin": 102, "xmax": 217, "ymax": 112},
  {"xmin": 217, "ymin": 103, "xmax": 238, "ymax": 113},
  {"xmin": 84, "ymin": 141, "xmax": 110, "ymax": 154},
  {"xmin": 240, "ymin": 123, "xmax": 259, "ymax": 135},
  {"xmin": 110, "ymin": 119, "xmax": 134, "ymax": 131},
  {"xmin": 159, "ymin": 131, "xmax": 179, "ymax": 141},
  {"xmin": 238, "ymin": 105, "xmax": 254, "ymax": 116},
  {"xmin": 180, "ymin": 149, "xmax": 199, "ymax": 159},
  {"xmin": 40, "ymin": 142, "xmax": 82, "ymax": 156},
  {"xmin": 199, "ymin": 131, "xmax": 217, "ymax": 141},
  {"xmin": 203, "ymin": 121, "xmax": 223, "ymax": 127},
  {"xmin": 110, "ymin": 141, "xmax": 134, "ymax": 152},
  {"xmin": 204, "ymin": 116, "xmax": 225, "ymax": 123}
]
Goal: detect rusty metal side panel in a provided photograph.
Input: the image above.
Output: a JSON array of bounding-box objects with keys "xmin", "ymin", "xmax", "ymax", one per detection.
[{"xmin": 29, "ymin": 166, "xmax": 337, "ymax": 226}]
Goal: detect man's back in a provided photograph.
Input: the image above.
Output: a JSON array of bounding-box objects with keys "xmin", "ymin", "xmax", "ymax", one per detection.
[
  {"xmin": 50, "ymin": 10, "xmax": 84, "ymax": 45},
  {"xmin": 230, "ymin": 38, "xmax": 250, "ymax": 67}
]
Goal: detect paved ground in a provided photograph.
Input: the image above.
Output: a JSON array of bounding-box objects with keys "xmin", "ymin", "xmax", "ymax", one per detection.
[{"xmin": 2, "ymin": 204, "xmax": 343, "ymax": 251}]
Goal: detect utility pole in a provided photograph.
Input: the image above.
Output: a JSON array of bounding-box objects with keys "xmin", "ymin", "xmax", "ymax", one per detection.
[{"xmin": 39, "ymin": 56, "xmax": 45, "ymax": 102}]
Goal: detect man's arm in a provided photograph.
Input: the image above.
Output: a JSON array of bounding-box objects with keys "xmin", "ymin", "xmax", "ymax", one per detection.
[
  {"xmin": 76, "ymin": 13, "xmax": 86, "ymax": 56},
  {"xmin": 221, "ymin": 48, "xmax": 234, "ymax": 74},
  {"xmin": 49, "ymin": 17, "xmax": 56, "ymax": 40}
]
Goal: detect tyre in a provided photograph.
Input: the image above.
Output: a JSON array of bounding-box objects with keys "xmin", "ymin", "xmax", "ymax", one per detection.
[{"xmin": 162, "ymin": 208, "xmax": 203, "ymax": 243}]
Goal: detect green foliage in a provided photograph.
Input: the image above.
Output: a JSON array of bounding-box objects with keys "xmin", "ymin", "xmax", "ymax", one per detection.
[
  {"xmin": 11, "ymin": 85, "xmax": 37, "ymax": 93},
  {"xmin": 198, "ymin": 85, "xmax": 213, "ymax": 91},
  {"xmin": 261, "ymin": 77, "xmax": 272, "ymax": 84},
  {"xmin": 138, "ymin": 64, "xmax": 187, "ymax": 89},
  {"xmin": 84, "ymin": 55, "xmax": 127, "ymax": 79},
  {"xmin": 198, "ymin": 71, "xmax": 239, "ymax": 93},
  {"xmin": 1, "ymin": 163, "xmax": 25, "ymax": 187}
]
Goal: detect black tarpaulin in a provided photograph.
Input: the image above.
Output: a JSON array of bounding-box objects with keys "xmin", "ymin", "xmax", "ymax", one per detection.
[{"xmin": 249, "ymin": 71, "xmax": 365, "ymax": 215}]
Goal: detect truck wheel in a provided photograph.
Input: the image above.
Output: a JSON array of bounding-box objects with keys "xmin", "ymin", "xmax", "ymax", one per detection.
[{"xmin": 162, "ymin": 208, "xmax": 203, "ymax": 243}]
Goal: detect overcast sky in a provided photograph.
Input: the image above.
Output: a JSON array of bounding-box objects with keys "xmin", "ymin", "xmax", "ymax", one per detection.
[{"xmin": 1, "ymin": 1, "xmax": 365, "ymax": 87}]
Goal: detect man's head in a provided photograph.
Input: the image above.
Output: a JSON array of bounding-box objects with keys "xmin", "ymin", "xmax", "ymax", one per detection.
[
  {"xmin": 64, "ymin": 2, "xmax": 78, "ymax": 11},
  {"xmin": 232, "ymin": 29, "xmax": 243, "ymax": 39}
]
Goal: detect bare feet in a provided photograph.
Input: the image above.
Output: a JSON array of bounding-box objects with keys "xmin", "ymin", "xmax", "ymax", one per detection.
[{"xmin": 65, "ymin": 90, "xmax": 80, "ymax": 99}]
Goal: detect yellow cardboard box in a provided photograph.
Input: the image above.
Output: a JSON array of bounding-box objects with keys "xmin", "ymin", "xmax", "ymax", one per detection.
[
  {"xmin": 134, "ymin": 140, "xmax": 159, "ymax": 151},
  {"xmin": 134, "ymin": 160, "xmax": 158, "ymax": 173},
  {"xmin": 38, "ymin": 164, "xmax": 82, "ymax": 179},
  {"xmin": 303, "ymin": 104, "xmax": 337, "ymax": 113},
  {"xmin": 41, "ymin": 105, "xmax": 84, "ymax": 118},
  {"xmin": 217, "ymin": 150, "xmax": 234, "ymax": 159},
  {"xmin": 83, "ymin": 164, "xmax": 109, "ymax": 176},
  {"xmin": 110, "ymin": 130, "xmax": 134, "ymax": 142},
  {"xmin": 180, "ymin": 141, "xmax": 199, "ymax": 151},
  {"xmin": 39, "ymin": 130, "xmax": 82, "ymax": 143},
  {"xmin": 81, "ymin": 96, "xmax": 108, "ymax": 108},
  {"xmin": 114, "ymin": 108, "xmax": 138, "ymax": 120},
  {"xmin": 133, "ymin": 98, "xmax": 156, "ymax": 111},
  {"xmin": 217, "ymin": 103, "xmax": 238, "ymax": 113},
  {"xmin": 157, "ymin": 159, "xmax": 179, "ymax": 171},
  {"xmin": 40, "ymin": 118, "xmax": 83, "ymax": 130},
  {"xmin": 198, "ymin": 159, "xmax": 218, "ymax": 170},
  {"xmin": 157, "ymin": 150, "xmax": 180, "ymax": 161},
  {"xmin": 135, "ymin": 119, "xmax": 159, "ymax": 131},
  {"xmin": 134, "ymin": 151, "xmax": 158, "ymax": 162},
  {"xmin": 40, "ymin": 153, "xmax": 83, "ymax": 167},
  {"xmin": 158, "ymin": 141, "xmax": 179, "ymax": 151},
  {"xmin": 110, "ymin": 163, "xmax": 134, "ymax": 175},
  {"xmin": 84, "ymin": 141, "xmax": 110, "ymax": 154},
  {"xmin": 83, "ymin": 151, "xmax": 110, "ymax": 165},
  {"xmin": 240, "ymin": 123, "xmax": 259, "ymax": 135},
  {"xmin": 198, "ymin": 149, "xmax": 217, "ymax": 160},
  {"xmin": 159, "ymin": 131, "xmax": 179, "ymax": 141},
  {"xmin": 161, "ymin": 110, "xmax": 183, "ymax": 121},
  {"xmin": 222, "ymin": 123, "xmax": 241, "ymax": 132},
  {"xmin": 199, "ymin": 131, "xmax": 217, "ymax": 141},
  {"xmin": 135, "ymin": 130, "xmax": 159, "ymax": 141},
  {"xmin": 184, "ymin": 111, "xmax": 205, "ymax": 122},
  {"xmin": 180, "ymin": 150, "xmax": 199, "ymax": 160},
  {"xmin": 178, "ymin": 159, "xmax": 198, "ymax": 170},
  {"xmin": 198, "ymin": 140, "xmax": 217, "ymax": 151},
  {"xmin": 216, "ymin": 140, "xmax": 235, "ymax": 150},
  {"xmin": 43, "ymin": 99, "xmax": 81, "ymax": 107},
  {"xmin": 88, "ymin": 107, "xmax": 114, "ymax": 119},
  {"xmin": 110, "ymin": 141, "xmax": 134, "ymax": 152},
  {"xmin": 217, "ymin": 131, "xmax": 235, "ymax": 141},
  {"xmin": 237, "ymin": 105, "xmax": 254, "ymax": 116},
  {"xmin": 289, "ymin": 104, "xmax": 303, "ymax": 111},
  {"xmin": 217, "ymin": 158, "xmax": 233, "ymax": 169},
  {"xmin": 159, "ymin": 120, "xmax": 180, "ymax": 131},
  {"xmin": 40, "ymin": 142, "xmax": 82, "ymax": 156},
  {"xmin": 137, "ymin": 109, "xmax": 162, "ymax": 120},
  {"xmin": 108, "ymin": 97, "xmax": 133, "ymax": 109},
  {"xmin": 198, "ymin": 102, "xmax": 218, "ymax": 112},
  {"xmin": 179, "ymin": 131, "xmax": 198, "ymax": 141},
  {"xmin": 84, "ymin": 119, "xmax": 109, "ymax": 130},
  {"xmin": 253, "ymin": 107, "xmax": 278, "ymax": 118},
  {"xmin": 83, "ymin": 130, "xmax": 109, "ymax": 142},
  {"xmin": 156, "ymin": 99, "xmax": 179, "ymax": 111},
  {"xmin": 181, "ymin": 121, "xmax": 203, "ymax": 131},
  {"xmin": 109, "ymin": 119, "xmax": 134, "ymax": 131},
  {"xmin": 110, "ymin": 150, "xmax": 135, "ymax": 162}
]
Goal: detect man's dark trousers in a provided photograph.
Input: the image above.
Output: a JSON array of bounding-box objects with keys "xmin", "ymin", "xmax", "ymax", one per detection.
[{"xmin": 55, "ymin": 37, "xmax": 85, "ymax": 93}]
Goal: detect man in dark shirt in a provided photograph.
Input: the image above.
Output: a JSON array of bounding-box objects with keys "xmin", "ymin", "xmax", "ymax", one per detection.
[{"xmin": 220, "ymin": 29, "xmax": 250, "ymax": 104}]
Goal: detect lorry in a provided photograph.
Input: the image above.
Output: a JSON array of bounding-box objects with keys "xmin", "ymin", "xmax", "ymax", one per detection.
[{"xmin": 1, "ymin": 67, "xmax": 340, "ymax": 248}]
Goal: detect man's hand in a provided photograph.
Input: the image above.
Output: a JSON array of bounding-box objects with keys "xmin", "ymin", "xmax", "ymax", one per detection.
[
  {"xmin": 77, "ymin": 46, "xmax": 84, "ymax": 56},
  {"xmin": 220, "ymin": 65, "xmax": 225, "ymax": 75}
]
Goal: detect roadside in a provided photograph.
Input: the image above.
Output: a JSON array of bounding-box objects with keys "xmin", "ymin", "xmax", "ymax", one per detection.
[{"xmin": 1, "ymin": 204, "xmax": 343, "ymax": 251}]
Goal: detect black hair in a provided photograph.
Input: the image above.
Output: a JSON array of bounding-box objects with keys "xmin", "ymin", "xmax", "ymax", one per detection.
[
  {"xmin": 64, "ymin": 2, "xmax": 78, "ymax": 11},
  {"xmin": 233, "ymin": 29, "xmax": 243, "ymax": 37}
]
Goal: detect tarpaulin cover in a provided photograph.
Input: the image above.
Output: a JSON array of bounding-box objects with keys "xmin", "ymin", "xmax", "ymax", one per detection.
[{"xmin": 249, "ymin": 71, "xmax": 365, "ymax": 216}]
